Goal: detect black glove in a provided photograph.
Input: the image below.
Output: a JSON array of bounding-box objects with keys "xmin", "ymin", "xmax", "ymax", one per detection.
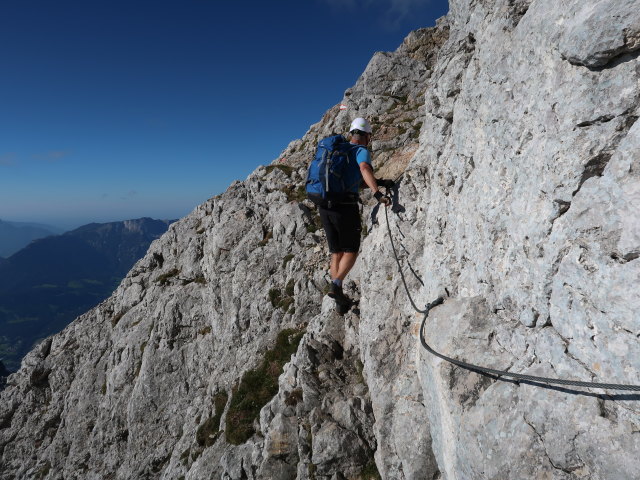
[{"xmin": 374, "ymin": 191, "xmax": 390, "ymax": 204}]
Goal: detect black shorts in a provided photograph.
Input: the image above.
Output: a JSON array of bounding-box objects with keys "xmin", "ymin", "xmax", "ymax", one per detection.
[{"xmin": 319, "ymin": 203, "xmax": 362, "ymax": 253}]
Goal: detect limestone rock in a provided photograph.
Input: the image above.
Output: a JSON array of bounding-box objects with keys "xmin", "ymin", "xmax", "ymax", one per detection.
[
  {"xmin": 559, "ymin": 0, "xmax": 640, "ymax": 68},
  {"xmin": 2, "ymin": 1, "xmax": 640, "ymax": 479}
]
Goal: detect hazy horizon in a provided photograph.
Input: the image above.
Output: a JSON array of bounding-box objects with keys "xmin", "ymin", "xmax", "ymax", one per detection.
[
  {"xmin": 1, "ymin": 0, "xmax": 449, "ymax": 230},
  {"xmin": 0, "ymin": 214, "xmax": 181, "ymax": 234}
]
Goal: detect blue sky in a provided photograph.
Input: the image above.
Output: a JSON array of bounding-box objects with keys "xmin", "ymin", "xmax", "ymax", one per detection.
[{"xmin": 0, "ymin": 0, "xmax": 449, "ymax": 231}]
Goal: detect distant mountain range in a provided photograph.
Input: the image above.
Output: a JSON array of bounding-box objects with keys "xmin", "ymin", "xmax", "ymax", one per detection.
[
  {"xmin": 0, "ymin": 217, "xmax": 175, "ymax": 371},
  {"xmin": 0, "ymin": 220, "xmax": 61, "ymax": 257}
]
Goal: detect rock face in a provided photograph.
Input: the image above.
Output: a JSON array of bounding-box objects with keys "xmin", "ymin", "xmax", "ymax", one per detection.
[{"xmin": 1, "ymin": 1, "xmax": 640, "ymax": 479}]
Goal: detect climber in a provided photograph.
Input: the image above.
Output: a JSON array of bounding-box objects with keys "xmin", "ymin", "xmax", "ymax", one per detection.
[{"xmin": 320, "ymin": 117, "xmax": 391, "ymax": 313}]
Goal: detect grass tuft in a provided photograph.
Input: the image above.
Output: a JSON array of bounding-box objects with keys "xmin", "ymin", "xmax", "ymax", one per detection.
[
  {"xmin": 111, "ymin": 311, "xmax": 125, "ymax": 327},
  {"xmin": 309, "ymin": 462, "xmax": 317, "ymax": 479},
  {"xmin": 281, "ymin": 184, "xmax": 307, "ymax": 203},
  {"xmin": 196, "ymin": 391, "xmax": 228, "ymax": 448},
  {"xmin": 225, "ymin": 328, "xmax": 305, "ymax": 445},
  {"xmin": 305, "ymin": 209, "xmax": 322, "ymax": 233},
  {"xmin": 268, "ymin": 288, "xmax": 282, "ymax": 307},
  {"xmin": 285, "ymin": 279, "xmax": 295, "ymax": 297},
  {"xmin": 284, "ymin": 388, "xmax": 303, "ymax": 406},
  {"xmin": 182, "ymin": 274, "xmax": 206, "ymax": 286},
  {"xmin": 282, "ymin": 254, "xmax": 295, "ymax": 268},
  {"xmin": 156, "ymin": 268, "xmax": 179, "ymax": 286},
  {"xmin": 35, "ymin": 462, "xmax": 51, "ymax": 480},
  {"xmin": 258, "ymin": 230, "xmax": 273, "ymax": 247},
  {"xmin": 269, "ymin": 280, "xmax": 295, "ymax": 312},
  {"xmin": 180, "ymin": 448, "xmax": 190, "ymax": 466},
  {"xmin": 361, "ymin": 459, "xmax": 382, "ymax": 479},
  {"xmin": 279, "ymin": 296, "xmax": 294, "ymax": 312}
]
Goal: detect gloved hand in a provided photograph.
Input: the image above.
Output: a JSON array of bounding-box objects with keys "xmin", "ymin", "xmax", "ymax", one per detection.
[{"xmin": 374, "ymin": 191, "xmax": 391, "ymax": 206}]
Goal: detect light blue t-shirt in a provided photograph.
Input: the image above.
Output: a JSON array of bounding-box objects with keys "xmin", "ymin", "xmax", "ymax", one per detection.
[
  {"xmin": 354, "ymin": 145, "xmax": 372, "ymax": 166},
  {"xmin": 344, "ymin": 144, "xmax": 372, "ymax": 194}
]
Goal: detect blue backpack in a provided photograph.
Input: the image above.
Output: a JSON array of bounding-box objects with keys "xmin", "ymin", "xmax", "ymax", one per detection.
[{"xmin": 306, "ymin": 135, "xmax": 363, "ymax": 208}]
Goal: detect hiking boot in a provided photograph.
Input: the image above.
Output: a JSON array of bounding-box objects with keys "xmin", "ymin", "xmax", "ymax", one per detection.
[
  {"xmin": 335, "ymin": 296, "xmax": 352, "ymax": 315},
  {"xmin": 328, "ymin": 282, "xmax": 342, "ymax": 300},
  {"xmin": 328, "ymin": 282, "xmax": 351, "ymax": 313}
]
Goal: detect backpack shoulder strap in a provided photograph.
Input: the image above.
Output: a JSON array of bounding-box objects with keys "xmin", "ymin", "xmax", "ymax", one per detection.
[{"xmin": 344, "ymin": 143, "xmax": 367, "ymax": 162}]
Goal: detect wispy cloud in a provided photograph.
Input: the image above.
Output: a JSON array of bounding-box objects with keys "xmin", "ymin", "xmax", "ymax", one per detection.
[
  {"xmin": 32, "ymin": 150, "xmax": 72, "ymax": 162},
  {"xmin": 319, "ymin": 0, "xmax": 432, "ymax": 30},
  {"xmin": 0, "ymin": 153, "xmax": 16, "ymax": 166},
  {"xmin": 386, "ymin": 0, "xmax": 432, "ymax": 29}
]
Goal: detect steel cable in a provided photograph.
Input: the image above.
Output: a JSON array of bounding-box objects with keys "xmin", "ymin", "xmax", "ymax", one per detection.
[{"xmin": 383, "ymin": 205, "xmax": 640, "ymax": 392}]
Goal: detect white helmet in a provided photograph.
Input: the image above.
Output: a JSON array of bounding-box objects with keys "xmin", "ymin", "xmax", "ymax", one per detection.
[{"xmin": 349, "ymin": 117, "xmax": 372, "ymax": 134}]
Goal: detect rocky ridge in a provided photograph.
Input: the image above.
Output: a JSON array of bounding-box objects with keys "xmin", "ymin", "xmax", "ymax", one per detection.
[{"xmin": 1, "ymin": 1, "xmax": 640, "ymax": 479}]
